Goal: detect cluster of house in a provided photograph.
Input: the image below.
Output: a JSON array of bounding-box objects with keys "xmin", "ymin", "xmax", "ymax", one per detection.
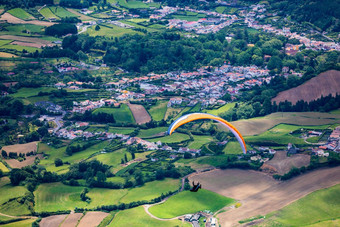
[
  {"xmin": 317, "ymin": 127, "xmax": 340, "ymax": 154},
  {"xmin": 55, "ymin": 81, "xmax": 94, "ymax": 90},
  {"xmin": 35, "ymin": 101, "xmax": 62, "ymax": 114},
  {"xmin": 245, "ymin": 4, "xmax": 340, "ymax": 52}
]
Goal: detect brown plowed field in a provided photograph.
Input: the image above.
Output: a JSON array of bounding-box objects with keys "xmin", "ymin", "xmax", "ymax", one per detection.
[
  {"xmin": 189, "ymin": 166, "xmax": 340, "ymax": 226},
  {"xmin": 128, "ymin": 103, "xmax": 151, "ymax": 125},
  {"xmin": 11, "ymin": 41, "xmax": 50, "ymax": 48},
  {"xmin": 40, "ymin": 214, "xmax": 68, "ymax": 227},
  {"xmin": 0, "ymin": 13, "xmax": 55, "ymax": 26},
  {"xmin": 5, "ymin": 154, "xmax": 43, "ymax": 168},
  {"xmin": 1, "ymin": 142, "xmax": 37, "ymax": 155},
  {"xmin": 60, "ymin": 213, "xmax": 83, "ymax": 227},
  {"xmin": 0, "ymin": 35, "xmax": 53, "ymax": 45},
  {"xmin": 263, "ymin": 151, "xmax": 310, "ymax": 175},
  {"xmin": 272, "ymin": 70, "xmax": 340, "ymax": 104},
  {"xmin": 77, "ymin": 211, "xmax": 109, "ymax": 227}
]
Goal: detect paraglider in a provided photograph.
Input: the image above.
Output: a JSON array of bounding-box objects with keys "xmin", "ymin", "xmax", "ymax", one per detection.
[{"xmin": 168, "ymin": 113, "xmax": 247, "ymax": 154}]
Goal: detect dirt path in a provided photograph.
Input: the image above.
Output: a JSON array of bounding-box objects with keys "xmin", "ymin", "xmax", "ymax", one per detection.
[
  {"xmin": 190, "ymin": 166, "xmax": 340, "ymax": 226},
  {"xmin": 0, "ymin": 212, "xmax": 37, "ymax": 219}
]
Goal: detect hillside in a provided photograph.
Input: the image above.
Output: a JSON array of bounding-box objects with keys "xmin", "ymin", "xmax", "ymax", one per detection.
[{"xmin": 272, "ymin": 70, "xmax": 340, "ymax": 104}]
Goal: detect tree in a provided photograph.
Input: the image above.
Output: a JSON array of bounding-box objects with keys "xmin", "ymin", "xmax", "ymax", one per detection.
[
  {"xmin": 267, "ymin": 56, "xmax": 282, "ymax": 71},
  {"xmin": 95, "ymin": 25, "xmax": 101, "ymax": 31},
  {"xmin": 124, "ymin": 154, "xmax": 128, "ymax": 163},
  {"xmin": 54, "ymin": 158, "xmax": 63, "ymax": 167},
  {"xmin": 2, "ymin": 150, "xmax": 7, "ymax": 158},
  {"xmin": 96, "ymin": 171, "xmax": 106, "ymax": 183},
  {"xmin": 184, "ymin": 152, "xmax": 192, "ymax": 159}
]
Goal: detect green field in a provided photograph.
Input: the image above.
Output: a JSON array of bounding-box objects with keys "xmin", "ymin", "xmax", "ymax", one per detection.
[
  {"xmin": 109, "ymin": 206, "xmax": 189, "ymax": 227},
  {"xmin": 149, "ymin": 189, "xmax": 234, "ymax": 218},
  {"xmin": 34, "ymin": 182, "xmax": 87, "ymax": 212},
  {"xmin": 1, "ymin": 44, "xmax": 40, "ymax": 53},
  {"xmin": 86, "ymin": 126, "xmax": 135, "ymax": 135},
  {"xmin": 92, "ymin": 104, "xmax": 135, "ymax": 124},
  {"xmin": 0, "ymin": 219, "xmax": 35, "ymax": 227},
  {"xmin": 147, "ymin": 132, "xmax": 190, "ymax": 143},
  {"xmin": 263, "ymin": 184, "xmax": 340, "ymax": 226},
  {"xmin": 0, "ymin": 40, "xmax": 13, "ymax": 47},
  {"xmin": 113, "ymin": 0, "xmax": 160, "ymax": 9},
  {"xmin": 0, "ymin": 162, "xmax": 9, "ymax": 173},
  {"xmin": 10, "ymin": 87, "xmax": 56, "ymax": 98},
  {"xmin": 86, "ymin": 24, "xmax": 141, "ymax": 37},
  {"xmin": 39, "ymin": 7, "xmax": 60, "ymax": 20},
  {"xmin": 137, "ymin": 127, "xmax": 168, "ymax": 138},
  {"xmin": 171, "ymin": 12, "xmax": 206, "ymax": 21},
  {"xmin": 0, "ymin": 178, "xmax": 28, "ymax": 205},
  {"xmin": 7, "ymin": 8, "xmax": 34, "ymax": 20},
  {"xmin": 148, "ymin": 100, "xmax": 168, "ymax": 121},
  {"xmin": 89, "ymin": 148, "xmax": 131, "ymax": 166},
  {"xmin": 35, "ymin": 179, "xmax": 179, "ymax": 212},
  {"xmin": 215, "ymin": 6, "xmax": 227, "ymax": 14},
  {"xmin": 244, "ymin": 124, "xmax": 331, "ymax": 146},
  {"xmin": 204, "ymin": 103, "xmax": 235, "ymax": 116},
  {"xmin": 3, "ymin": 24, "xmax": 44, "ymax": 34},
  {"xmin": 48, "ymin": 6, "xmax": 77, "ymax": 18},
  {"xmin": 187, "ymin": 135, "xmax": 214, "ymax": 149},
  {"xmin": 223, "ymin": 141, "xmax": 245, "ymax": 154}
]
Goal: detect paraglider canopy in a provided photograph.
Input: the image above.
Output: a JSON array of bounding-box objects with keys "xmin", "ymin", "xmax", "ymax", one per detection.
[{"xmin": 168, "ymin": 113, "xmax": 247, "ymax": 154}]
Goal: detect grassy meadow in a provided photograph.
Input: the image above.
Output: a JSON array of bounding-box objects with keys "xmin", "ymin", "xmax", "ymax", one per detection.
[
  {"xmin": 147, "ymin": 132, "xmax": 190, "ymax": 143},
  {"xmin": 138, "ymin": 127, "xmax": 168, "ymax": 138},
  {"xmin": 7, "ymin": 8, "xmax": 34, "ymax": 20},
  {"xmin": 0, "ymin": 162, "xmax": 9, "ymax": 173},
  {"xmin": 187, "ymin": 135, "xmax": 214, "ymax": 149},
  {"xmin": 148, "ymin": 100, "xmax": 167, "ymax": 121},
  {"xmin": 263, "ymin": 184, "xmax": 340, "ymax": 226},
  {"xmin": 149, "ymin": 189, "xmax": 234, "ymax": 218},
  {"xmin": 109, "ymin": 206, "xmax": 190, "ymax": 227},
  {"xmin": 39, "ymin": 7, "xmax": 60, "ymax": 19},
  {"xmin": 204, "ymin": 102, "xmax": 235, "ymax": 116},
  {"xmin": 92, "ymin": 104, "xmax": 135, "ymax": 124}
]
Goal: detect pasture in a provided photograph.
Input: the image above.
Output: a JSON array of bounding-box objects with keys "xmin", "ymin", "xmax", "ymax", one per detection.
[
  {"xmin": 149, "ymin": 189, "xmax": 234, "ymax": 218},
  {"xmin": 113, "ymin": 0, "xmax": 161, "ymax": 9},
  {"xmin": 85, "ymin": 23, "xmax": 140, "ymax": 37},
  {"xmin": 109, "ymin": 206, "xmax": 189, "ymax": 227},
  {"xmin": 0, "ymin": 39, "xmax": 13, "ymax": 46},
  {"xmin": 1, "ymin": 44, "xmax": 40, "ymax": 53},
  {"xmin": 0, "ymin": 162, "xmax": 9, "ymax": 173},
  {"xmin": 0, "ymin": 52, "xmax": 18, "ymax": 58},
  {"xmin": 48, "ymin": 6, "xmax": 77, "ymax": 18},
  {"xmin": 7, "ymin": 8, "xmax": 34, "ymax": 20},
  {"xmin": 223, "ymin": 141, "xmax": 246, "ymax": 154},
  {"xmin": 128, "ymin": 103, "xmax": 151, "ymax": 124},
  {"xmin": 187, "ymin": 135, "xmax": 214, "ymax": 149},
  {"xmin": 39, "ymin": 7, "xmax": 60, "ymax": 20},
  {"xmin": 263, "ymin": 184, "xmax": 340, "ymax": 226},
  {"xmin": 1, "ymin": 219, "xmax": 35, "ymax": 227},
  {"xmin": 0, "ymin": 13, "xmax": 55, "ymax": 26},
  {"xmin": 0, "ymin": 177, "xmax": 28, "ymax": 205},
  {"xmin": 92, "ymin": 104, "xmax": 135, "ymax": 124},
  {"xmin": 137, "ymin": 127, "xmax": 168, "ymax": 138},
  {"xmin": 171, "ymin": 11, "xmax": 206, "ymax": 21},
  {"xmin": 147, "ymin": 132, "xmax": 190, "ymax": 143},
  {"xmin": 148, "ymin": 100, "xmax": 168, "ymax": 121},
  {"xmin": 231, "ymin": 112, "xmax": 340, "ymax": 136},
  {"xmin": 108, "ymin": 127, "xmax": 135, "ymax": 134},
  {"xmin": 89, "ymin": 148, "xmax": 131, "ymax": 166},
  {"xmin": 11, "ymin": 87, "xmax": 56, "ymax": 98},
  {"xmin": 204, "ymin": 102, "xmax": 235, "ymax": 116}
]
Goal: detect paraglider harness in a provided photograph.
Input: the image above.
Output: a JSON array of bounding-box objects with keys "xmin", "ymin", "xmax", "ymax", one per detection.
[{"xmin": 190, "ymin": 181, "xmax": 201, "ymax": 192}]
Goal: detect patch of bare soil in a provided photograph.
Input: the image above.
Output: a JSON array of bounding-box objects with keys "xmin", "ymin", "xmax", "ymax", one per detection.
[
  {"xmin": 0, "ymin": 35, "xmax": 53, "ymax": 45},
  {"xmin": 77, "ymin": 211, "xmax": 109, "ymax": 227},
  {"xmin": 11, "ymin": 41, "xmax": 50, "ymax": 48},
  {"xmin": 272, "ymin": 70, "xmax": 340, "ymax": 104},
  {"xmin": 0, "ymin": 13, "xmax": 55, "ymax": 26},
  {"xmin": 263, "ymin": 151, "xmax": 310, "ymax": 175},
  {"xmin": 40, "ymin": 214, "xmax": 68, "ymax": 227},
  {"xmin": 60, "ymin": 213, "xmax": 83, "ymax": 227},
  {"xmin": 4, "ymin": 154, "xmax": 43, "ymax": 168},
  {"xmin": 189, "ymin": 166, "xmax": 340, "ymax": 226},
  {"xmin": 1, "ymin": 142, "xmax": 37, "ymax": 155},
  {"xmin": 128, "ymin": 103, "xmax": 151, "ymax": 125}
]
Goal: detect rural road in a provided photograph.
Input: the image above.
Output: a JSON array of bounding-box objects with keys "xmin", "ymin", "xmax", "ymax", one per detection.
[{"xmin": 0, "ymin": 212, "xmax": 37, "ymax": 219}]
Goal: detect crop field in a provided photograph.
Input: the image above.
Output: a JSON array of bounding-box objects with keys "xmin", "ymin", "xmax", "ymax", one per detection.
[
  {"xmin": 215, "ymin": 6, "xmax": 226, "ymax": 14},
  {"xmin": 138, "ymin": 127, "xmax": 168, "ymax": 138},
  {"xmin": 40, "ymin": 215, "xmax": 68, "ymax": 227},
  {"xmin": 48, "ymin": 6, "xmax": 77, "ymax": 18},
  {"xmin": 92, "ymin": 104, "xmax": 135, "ymax": 124},
  {"xmin": 2, "ymin": 24, "xmax": 44, "ymax": 35},
  {"xmin": 0, "ymin": 39, "xmax": 13, "ymax": 46},
  {"xmin": 0, "ymin": 52, "xmax": 18, "ymax": 58},
  {"xmin": 113, "ymin": 0, "xmax": 160, "ymax": 9},
  {"xmin": 262, "ymin": 184, "xmax": 340, "ymax": 226},
  {"xmin": 1, "ymin": 44, "xmax": 40, "ymax": 52},
  {"xmin": 190, "ymin": 166, "xmax": 340, "ymax": 226},
  {"xmin": 0, "ymin": 13, "xmax": 55, "ymax": 26},
  {"xmin": 89, "ymin": 148, "xmax": 131, "ymax": 166},
  {"xmin": 148, "ymin": 100, "xmax": 167, "ymax": 121},
  {"xmin": 244, "ymin": 123, "xmax": 331, "ymax": 146},
  {"xmin": 66, "ymin": 8, "xmax": 95, "ymax": 21},
  {"xmin": 127, "ymin": 103, "xmax": 151, "ymax": 124},
  {"xmin": 39, "ymin": 7, "xmax": 60, "ymax": 20},
  {"xmin": 108, "ymin": 127, "xmax": 135, "ymax": 134},
  {"xmin": 1, "ymin": 219, "xmax": 35, "ymax": 227},
  {"xmin": 149, "ymin": 189, "xmax": 234, "ymax": 218},
  {"xmin": 171, "ymin": 11, "xmax": 206, "ymax": 21},
  {"xmin": 223, "ymin": 141, "xmax": 245, "ymax": 154},
  {"xmin": 86, "ymin": 23, "xmax": 140, "ymax": 37},
  {"xmin": 109, "ymin": 206, "xmax": 189, "ymax": 227},
  {"xmin": 231, "ymin": 112, "xmax": 340, "ymax": 136},
  {"xmin": 0, "ymin": 35, "xmax": 52, "ymax": 45},
  {"xmin": 147, "ymin": 132, "xmax": 190, "ymax": 143},
  {"xmin": 0, "ymin": 162, "xmax": 9, "ymax": 173},
  {"xmin": 204, "ymin": 102, "xmax": 235, "ymax": 116},
  {"xmin": 0, "ymin": 178, "xmax": 28, "ymax": 205},
  {"xmin": 1, "ymin": 141, "xmax": 37, "ymax": 154},
  {"xmin": 78, "ymin": 212, "xmax": 109, "ymax": 227},
  {"xmin": 60, "ymin": 213, "xmax": 83, "ymax": 227},
  {"xmin": 34, "ymin": 182, "xmax": 87, "ymax": 212},
  {"xmin": 187, "ymin": 135, "xmax": 214, "ymax": 149},
  {"xmin": 7, "ymin": 8, "xmax": 34, "ymax": 20},
  {"xmin": 4, "ymin": 154, "xmax": 43, "ymax": 168}
]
